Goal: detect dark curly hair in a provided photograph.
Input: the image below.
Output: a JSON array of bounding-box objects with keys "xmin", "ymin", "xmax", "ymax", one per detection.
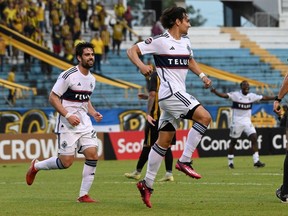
[
  {"xmin": 75, "ymin": 42, "xmax": 94, "ymax": 57},
  {"xmin": 160, "ymin": 6, "xmax": 187, "ymax": 29}
]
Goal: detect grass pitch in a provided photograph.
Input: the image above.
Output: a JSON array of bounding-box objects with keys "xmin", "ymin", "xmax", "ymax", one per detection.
[{"xmin": 1, "ymin": 155, "xmax": 288, "ymax": 216}]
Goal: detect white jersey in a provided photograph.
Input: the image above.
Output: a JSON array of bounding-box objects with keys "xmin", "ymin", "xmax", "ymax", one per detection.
[
  {"xmin": 227, "ymin": 91, "xmax": 263, "ymax": 123},
  {"xmin": 137, "ymin": 31, "xmax": 194, "ymax": 100},
  {"xmin": 52, "ymin": 66, "xmax": 96, "ymax": 133}
]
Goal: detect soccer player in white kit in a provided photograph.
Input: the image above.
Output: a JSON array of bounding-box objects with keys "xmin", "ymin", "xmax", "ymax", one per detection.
[
  {"xmin": 127, "ymin": 6, "xmax": 212, "ymax": 208},
  {"xmin": 26, "ymin": 42, "xmax": 103, "ymax": 203},
  {"xmin": 211, "ymin": 80, "xmax": 274, "ymax": 169}
]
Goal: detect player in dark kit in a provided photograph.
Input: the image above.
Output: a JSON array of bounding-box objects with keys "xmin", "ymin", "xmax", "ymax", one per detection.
[{"xmin": 124, "ymin": 71, "xmax": 175, "ymax": 182}]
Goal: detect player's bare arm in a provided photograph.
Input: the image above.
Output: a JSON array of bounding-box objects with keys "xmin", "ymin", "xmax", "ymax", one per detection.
[
  {"xmin": 147, "ymin": 90, "xmax": 156, "ymax": 126},
  {"xmin": 274, "ymin": 73, "xmax": 288, "ymax": 115},
  {"xmin": 88, "ymin": 100, "xmax": 103, "ymax": 122},
  {"xmin": 188, "ymin": 58, "xmax": 211, "ymax": 89},
  {"xmin": 49, "ymin": 91, "xmax": 80, "ymax": 126},
  {"xmin": 210, "ymin": 88, "xmax": 229, "ymax": 99},
  {"xmin": 127, "ymin": 45, "xmax": 153, "ymax": 77}
]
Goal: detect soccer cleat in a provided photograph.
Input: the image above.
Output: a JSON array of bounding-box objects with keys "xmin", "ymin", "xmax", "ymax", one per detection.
[
  {"xmin": 124, "ymin": 171, "xmax": 141, "ymax": 180},
  {"xmin": 254, "ymin": 161, "xmax": 265, "ymax": 168},
  {"xmin": 136, "ymin": 180, "xmax": 153, "ymax": 208},
  {"xmin": 228, "ymin": 163, "xmax": 235, "ymax": 169},
  {"xmin": 77, "ymin": 194, "xmax": 97, "ymax": 203},
  {"xmin": 158, "ymin": 174, "xmax": 174, "ymax": 182},
  {"xmin": 175, "ymin": 160, "xmax": 202, "ymax": 179},
  {"xmin": 26, "ymin": 159, "xmax": 39, "ymax": 185},
  {"xmin": 276, "ymin": 186, "xmax": 288, "ymax": 203}
]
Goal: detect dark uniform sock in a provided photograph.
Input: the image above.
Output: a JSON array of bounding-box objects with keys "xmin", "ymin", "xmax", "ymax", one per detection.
[
  {"xmin": 282, "ymin": 151, "xmax": 288, "ymax": 194},
  {"xmin": 164, "ymin": 147, "xmax": 173, "ymax": 172},
  {"xmin": 136, "ymin": 146, "xmax": 151, "ymax": 172}
]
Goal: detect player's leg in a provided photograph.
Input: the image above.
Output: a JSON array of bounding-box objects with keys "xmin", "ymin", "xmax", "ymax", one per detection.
[
  {"xmin": 276, "ymin": 127, "xmax": 288, "ymax": 202},
  {"xmin": 246, "ymin": 125, "xmax": 265, "ymax": 168},
  {"xmin": 77, "ymin": 131, "xmax": 99, "ymax": 202},
  {"xmin": 227, "ymin": 138, "xmax": 237, "ymax": 169},
  {"xmin": 137, "ymin": 118, "xmax": 175, "ymax": 208},
  {"xmin": 26, "ymin": 133, "xmax": 77, "ymax": 186},
  {"xmin": 158, "ymin": 146, "xmax": 174, "ymax": 182}
]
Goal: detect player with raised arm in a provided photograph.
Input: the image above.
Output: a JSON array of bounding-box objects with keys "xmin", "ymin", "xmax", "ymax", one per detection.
[
  {"xmin": 127, "ymin": 6, "xmax": 212, "ymax": 208},
  {"xmin": 211, "ymin": 80, "xmax": 274, "ymax": 168}
]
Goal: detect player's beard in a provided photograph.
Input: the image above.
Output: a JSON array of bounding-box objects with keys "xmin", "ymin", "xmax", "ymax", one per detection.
[{"xmin": 82, "ymin": 60, "xmax": 94, "ymax": 69}]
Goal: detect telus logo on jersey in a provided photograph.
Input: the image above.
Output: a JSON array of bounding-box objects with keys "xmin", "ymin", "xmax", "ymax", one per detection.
[
  {"xmin": 154, "ymin": 55, "xmax": 189, "ymax": 68},
  {"xmin": 232, "ymin": 101, "xmax": 252, "ymax": 110},
  {"xmin": 62, "ymin": 88, "xmax": 92, "ymax": 102}
]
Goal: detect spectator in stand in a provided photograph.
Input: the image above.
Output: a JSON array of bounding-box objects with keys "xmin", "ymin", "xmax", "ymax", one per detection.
[
  {"xmin": 151, "ymin": 19, "xmax": 165, "ymax": 36},
  {"xmin": 0, "ymin": 35, "xmax": 6, "ymax": 72},
  {"xmin": 78, "ymin": 0, "xmax": 88, "ymax": 33},
  {"xmin": 62, "ymin": 34, "xmax": 74, "ymax": 62},
  {"xmin": 7, "ymin": 65, "xmax": 16, "ymax": 106},
  {"xmin": 52, "ymin": 24, "xmax": 62, "ymax": 56},
  {"xmin": 49, "ymin": 3, "xmax": 61, "ymax": 32},
  {"xmin": 72, "ymin": 12, "xmax": 81, "ymax": 41},
  {"xmin": 95, "ymin": 1, "xmax": 107, "ymax": 30},
  {"xmin": 3, "ymin": 1, "xmax": 17, "ymax": 27},
  {"xmin": 61, "ymin": 19, "xmax": 71, "ymax": 40},
  {"xmin": 88, "ymin": 12, "xmax": 101, "ymax": 33},
  {"xmin": 0, "ymin": 0, "xmax": 6, "ymax": 21},
  {"xmin": 90, "ymin": 32, "xmax": 104, "ymax": 73},
  {"xmin": 62, "ymin": 0, "xmax": 77, "ymax": 31},
  {"xmin": 100, "ymin": 25, "xmax": 111, "ymax": 64},
  {"xmin": 36, "ymin": 0, "xmax": 46, "ymax": 33},
  {"xmin": 109, "ymin": 19, "xmax": 124, "ymax": 56},
  {"xmin": 114, "ymin": 0, "xmax": 125, "ymax": 21},
  {"xmin": 123, "ymin": 6, "xmax": 133, "ymax": 41}
]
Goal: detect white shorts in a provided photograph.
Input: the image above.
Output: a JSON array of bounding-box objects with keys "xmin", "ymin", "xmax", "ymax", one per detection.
[
  {"xmin": 229, "ymin": 121, "xmax": 256, "ymax": 138},
  {"xmin": 57, "ymin": 130, "xmax": 98, "ymax": 155},
  {"xmin": 158, "ymin": 91, "xmax": 200, "ymax": 130}
]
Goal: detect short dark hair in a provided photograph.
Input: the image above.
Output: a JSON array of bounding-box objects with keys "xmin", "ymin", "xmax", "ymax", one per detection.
[
  {"xmin": 160, "ymin": 6, "xmax": 187, "ymax": 29},
  {"xmin": 75, "ymin": 42, "xmax": 94, "ymax": 57}
]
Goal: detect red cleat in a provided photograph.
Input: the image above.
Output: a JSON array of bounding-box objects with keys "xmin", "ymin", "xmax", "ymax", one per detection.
[
  {"xmin": 175, "ymin": 160, "xmax": 202, "ymax": 179},
  {"xmin": 26, "ymin": 159, "xmax": 39, "ymax": 185},
  {"xmin": 77, "ymin": 195, "xmax": 97, "ymax": 203},
  {"xmin": 136, "ymin": 180, "xmax": 153, "ymax": 208}
]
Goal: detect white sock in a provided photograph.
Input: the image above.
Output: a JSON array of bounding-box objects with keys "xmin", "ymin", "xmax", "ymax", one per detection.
[
  {"xmin": 144, "ymin": 144, "xmax": 166, "ymax": 188},
  {"xmin": 179, "ymin": 123, "xmax": 207, "ymax": 163},
  {"xmin": 35, "ymin": 156, "xmax": 64, "ymax": 170},
  {"xmin": 79, "ymin": 161, "xmax": 97, "ymax": 197},
  {"xmin": 253, "ymin": 152, "xmax": 259, "ymax": 163},
  {"xmin": 228, "ymin": 154, "xmax": 234, "ymax": 165}
]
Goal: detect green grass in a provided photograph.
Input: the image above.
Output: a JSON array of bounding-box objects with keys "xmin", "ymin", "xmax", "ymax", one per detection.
[{"xmin": 1, "ymin": 155, "xmax": 288, "ymax": 216}]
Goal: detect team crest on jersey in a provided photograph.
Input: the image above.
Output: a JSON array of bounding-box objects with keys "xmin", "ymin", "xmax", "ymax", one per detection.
[
  {"xmin": 61, "ymin": 141, "xmax": 67, "ymax": 149},
  {"xmin": 145, "ymin": 37, "xmax": 153, "ymax": 44},
  {"xmin": 186, "ymin": 44, "xmax": 191, "ymax": 53},
  {"xmin": 90, "ymin": 83, "xmax": 93, "ymax": 89}
]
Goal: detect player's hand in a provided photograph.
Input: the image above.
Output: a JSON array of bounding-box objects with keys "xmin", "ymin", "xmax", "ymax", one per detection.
[
  {"xmin": 67, "ymin": 114, "xmax": 80, "ymax": 127},
  {"xmin": 93, "ymin": 111, "xmax": 103, "ymax": 122},
  {"xmin": 273, "ymin": 101, "xmax": 281, "ymax": 116},
  {"xmin": 210, "ymin": 86, "xmax": 216, "ymax": 93},
  {"xmin": 202, "ymin": 76, "xmax": 212, "ymax": 89},
  {"xmin": 139, "ymin": 64, "xmax": 153, "ymax": 77},
  {"xmin": 138, "ymin": 93, "xmax": 148, "ymax": 100},
  {"xmin": 147, "ymin": 114, "xmax": 156, "ymax": 126}
]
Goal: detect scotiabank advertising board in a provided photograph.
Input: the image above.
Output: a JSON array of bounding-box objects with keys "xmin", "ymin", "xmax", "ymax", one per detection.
[
  {"xmin": 104, "ymin": 130, "xmax": 199, "ymax": 160},
  {"xmin": 103, "ymin": 128, "xmax": 287, "ymax": 160}
]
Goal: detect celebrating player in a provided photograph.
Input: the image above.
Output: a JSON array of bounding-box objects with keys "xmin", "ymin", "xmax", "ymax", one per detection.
[
  {"xmin": 211, "ymin": 80, "xmax": 274, "ymax": 169},
  {"xmin": 127, "ymin": 6, "xmax": 212, "ymax": 208}
]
